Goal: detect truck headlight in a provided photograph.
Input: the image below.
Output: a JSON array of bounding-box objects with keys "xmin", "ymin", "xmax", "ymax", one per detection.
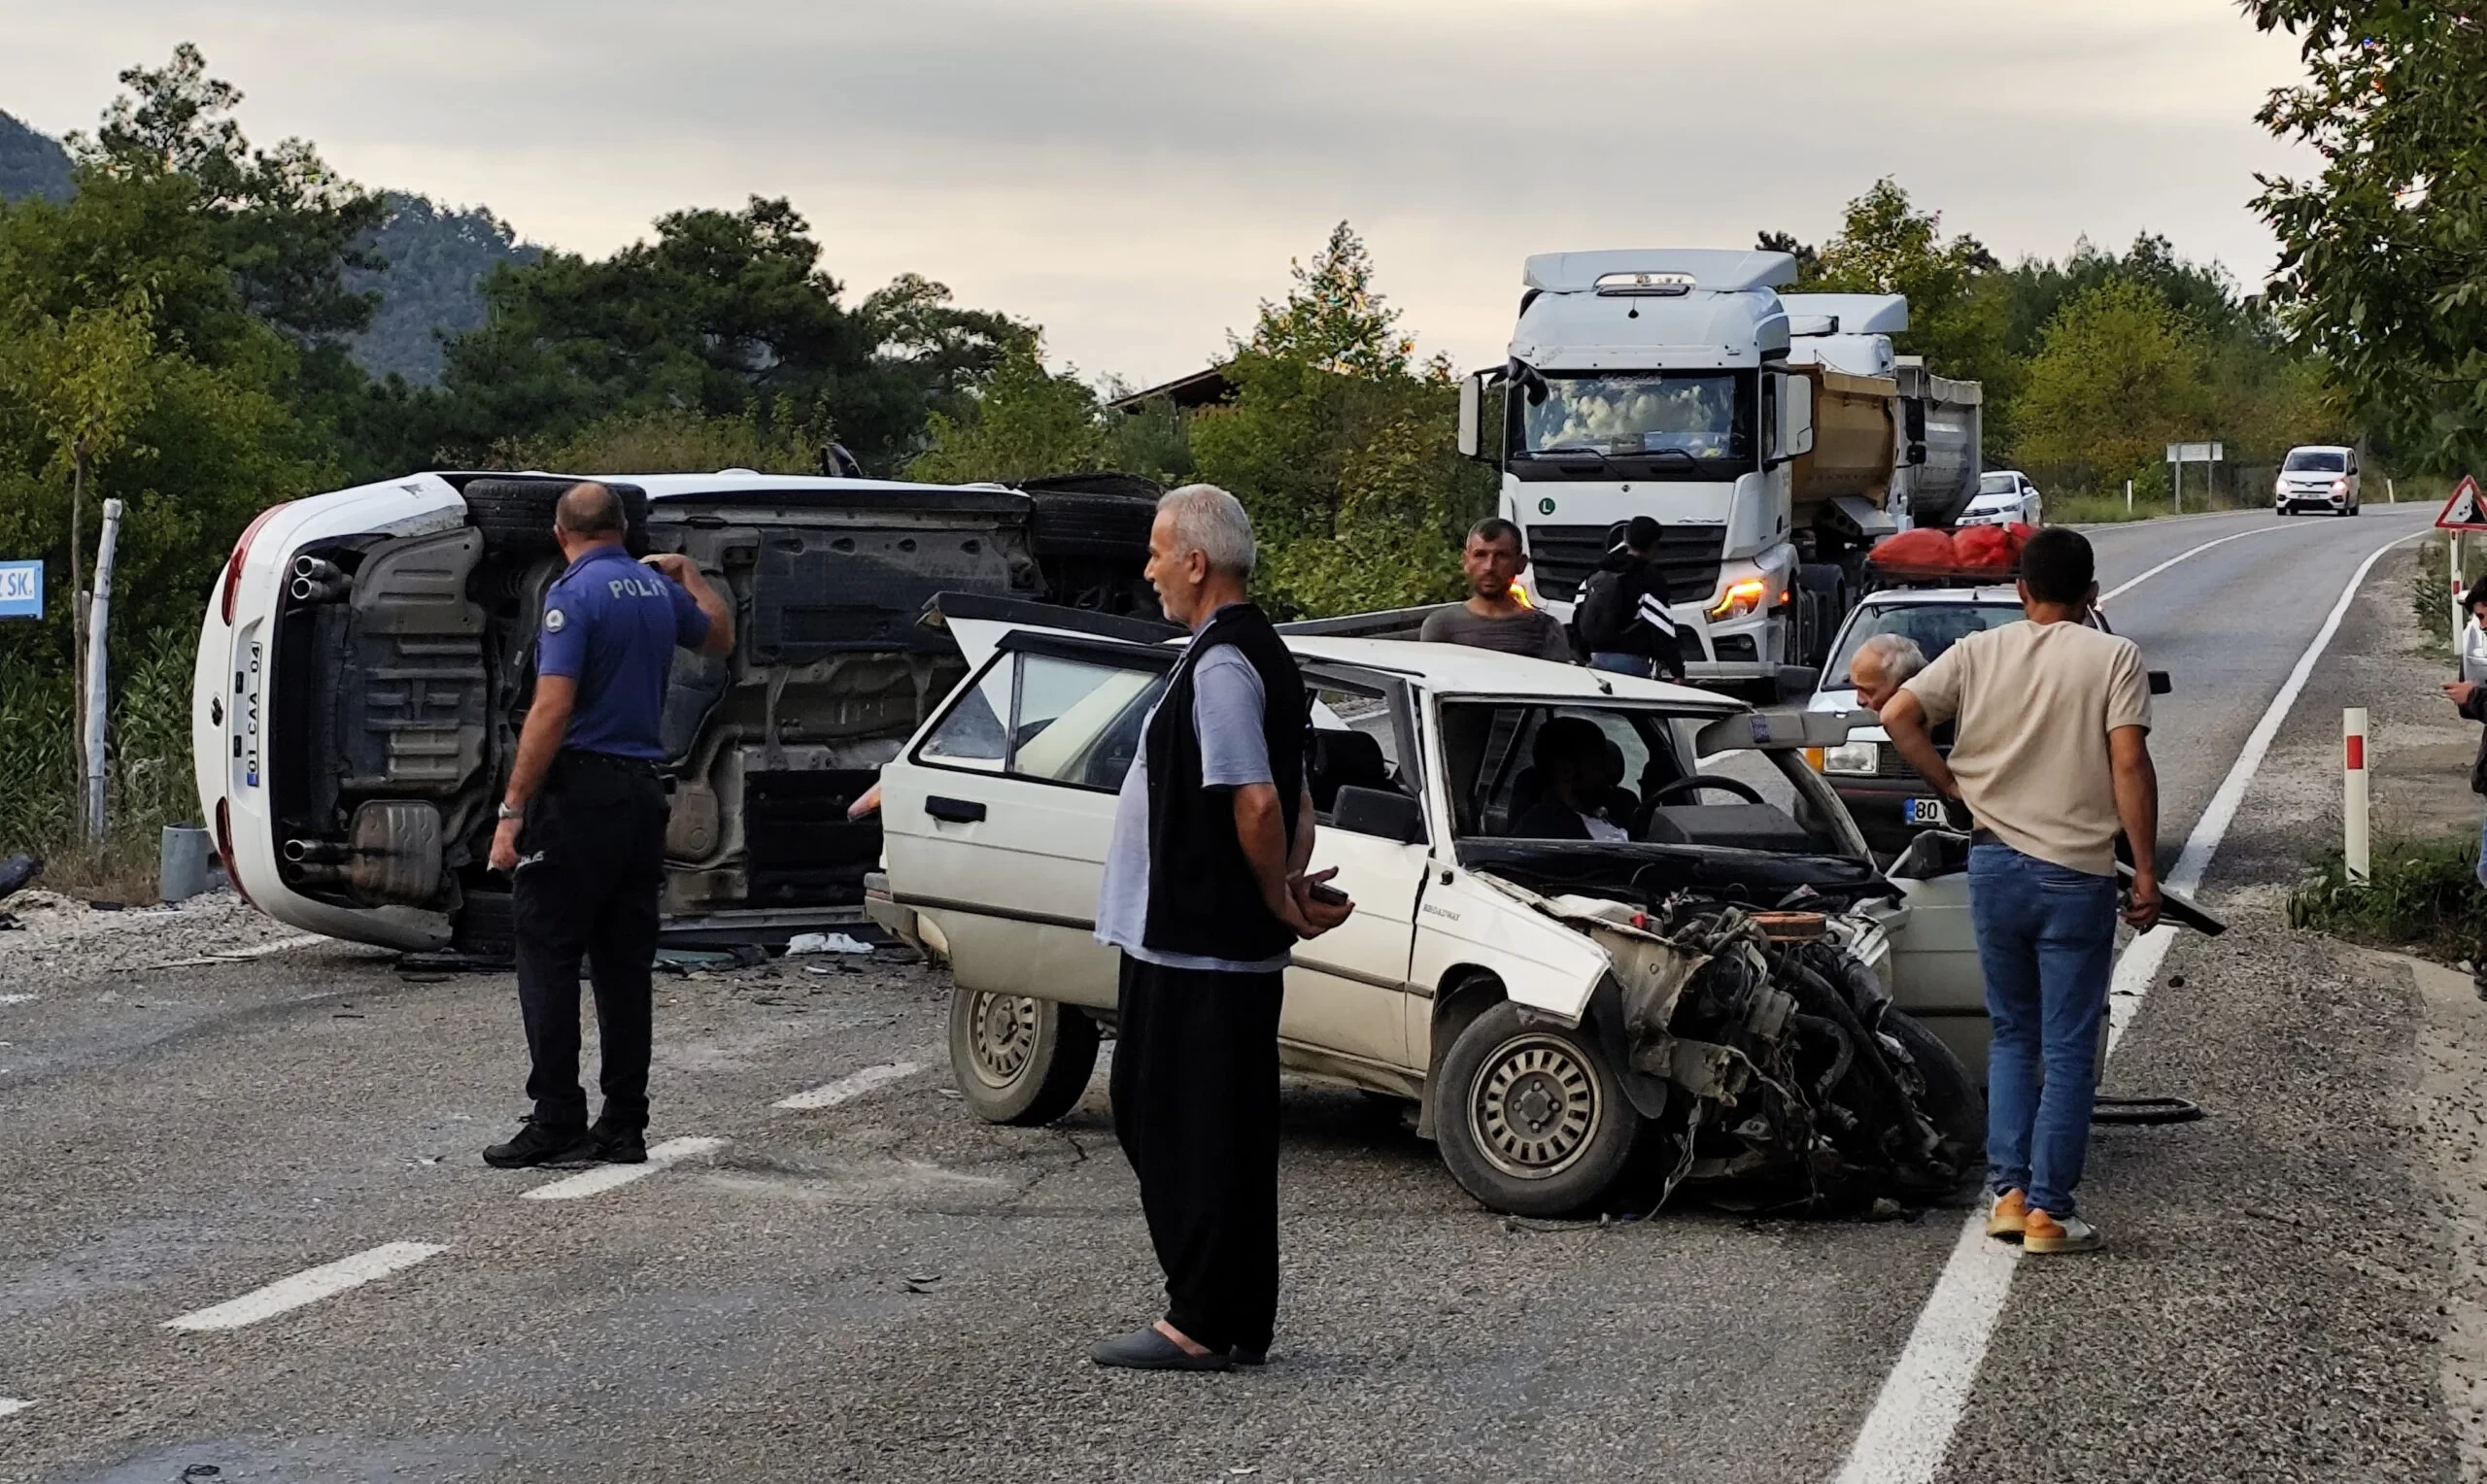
[
  {"xmin": 1709, "ymin": 579, "xmax": 1768, "ymax": 620},
  {"xmin": 1823, "ymin": 742, "xmax": 1879, "ymax": 775}
]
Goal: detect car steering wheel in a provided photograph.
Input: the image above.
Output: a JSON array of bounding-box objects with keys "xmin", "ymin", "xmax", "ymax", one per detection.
[{"xmin": 1646, "ymin": 773, "xmax": 1767, "ymax": 807}]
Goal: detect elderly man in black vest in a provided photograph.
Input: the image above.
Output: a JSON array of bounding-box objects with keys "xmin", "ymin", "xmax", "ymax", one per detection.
[{"xmin": 1088, "ymin": 483, "xmax": 1354, "ymax": 1372}]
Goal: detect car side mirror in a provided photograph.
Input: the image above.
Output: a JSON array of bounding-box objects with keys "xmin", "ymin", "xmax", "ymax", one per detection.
[
  {"xmin": 2148, "ymin": 670, "xmax": 2172, "ymax": 695},
  {"xmin": 1334, "ymin": 785, "xmax": 1424, "ymax": 844}
]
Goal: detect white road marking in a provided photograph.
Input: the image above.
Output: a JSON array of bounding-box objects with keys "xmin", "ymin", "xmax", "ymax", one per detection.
[
  {"xmin": 163, "ymin": 1241, "xmax": 445, "ymax": 1332},
  {"xmin": 0, "ymin": 1399, "xmax": 30, "ymax": 1417},
  {"xmin": 774, "ymin": 1061, "xmax": 927, "ymax": 1111},
  {"xmin": 2098, "ymin": 521, "xmax": 2301, "ymax": 604},
  {"xmin": 518, "ymin": 1135, "xmax": 726, "ymax": 1200},
  {"xmin": 0, "ymin": 994, "xmax": 34, "ymax": 1005},
  {"xmin": 1832, "ymin": 528, "xmax": 2423, "ymax": 1484}
]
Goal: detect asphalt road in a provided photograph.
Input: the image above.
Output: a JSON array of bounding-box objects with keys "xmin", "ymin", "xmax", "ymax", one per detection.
[{"xmin": 0, "ymin": 499, "xmax": 2467, "ymax": 1483}]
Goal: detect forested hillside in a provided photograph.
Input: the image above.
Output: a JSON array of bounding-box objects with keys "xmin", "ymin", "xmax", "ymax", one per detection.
[
  {"xmin": 0, "ymin": 109, "xmax": 71, "ymax": 201},
  {"xmin": 344, "ymin": 194, "xmax": 539, "ymax": 386}
]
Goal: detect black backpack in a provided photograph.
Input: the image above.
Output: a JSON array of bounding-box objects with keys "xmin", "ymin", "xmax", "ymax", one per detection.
[{"xmin": 1572, "ymin": 562, "xmax": 1634, "ymax": 652}]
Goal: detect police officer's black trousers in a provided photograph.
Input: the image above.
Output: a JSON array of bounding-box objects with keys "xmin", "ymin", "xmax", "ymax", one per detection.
[
  {"xmin": 1109, "ymin": 954, "xmax": 1284, "ymax": 1354},
  {"xmin": 512, "ymin": 752, "xmax": 668, "ymax": 1135}
]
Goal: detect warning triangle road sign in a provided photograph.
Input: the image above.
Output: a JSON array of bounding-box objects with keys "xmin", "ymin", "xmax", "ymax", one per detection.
[{"xmin": 2438, "ymin": 476, "xmax": 2487, "ymax": 531}]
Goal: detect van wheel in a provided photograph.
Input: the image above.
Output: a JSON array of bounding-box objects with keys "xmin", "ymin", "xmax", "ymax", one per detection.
[
  {"xmin": 463, "ymin": 478, "xmax": 651, "ymax": 557},
  {"xmin": 1436, "ymin": 1001, "xmax": 1641, "ymax": 1216},
  {"xmin": 947, "ymin": 986, "xmax": 1099, "ymax": 1126}
]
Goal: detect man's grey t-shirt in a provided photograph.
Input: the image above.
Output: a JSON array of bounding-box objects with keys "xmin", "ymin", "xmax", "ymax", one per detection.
[
  {"xmin": 1419, "ymin": 603, "xmax": 1574, "ymax": 663},
  {"xmin": 1094, "ymin": 643, "xmax": 1290, "ymax": 974}
]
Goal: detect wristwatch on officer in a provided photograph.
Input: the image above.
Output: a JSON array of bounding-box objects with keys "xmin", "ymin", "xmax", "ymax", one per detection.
[{"xmin": 496, "ymin": 803, "xmax": 523, "ymax": 822}]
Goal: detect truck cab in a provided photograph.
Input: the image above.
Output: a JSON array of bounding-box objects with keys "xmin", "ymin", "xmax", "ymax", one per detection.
[{"xmin": 1455, "ymin": 250, "xmax": 1981, "ymax": 691}]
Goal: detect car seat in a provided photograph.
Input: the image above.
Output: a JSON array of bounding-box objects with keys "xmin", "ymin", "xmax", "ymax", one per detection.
[{"xmin": 1311, "ymin": 728, "xmax": 1392, "ymax": 812}]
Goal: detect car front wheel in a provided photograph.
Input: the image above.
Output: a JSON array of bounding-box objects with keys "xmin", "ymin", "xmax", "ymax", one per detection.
[
  {"xmin": 947, "ymin": 986, "xmax": 1100, "ymax": 1126},
  {"xmin": 1435, "ymin": 1001, "xmax": 1641, "ymax": 1217}
]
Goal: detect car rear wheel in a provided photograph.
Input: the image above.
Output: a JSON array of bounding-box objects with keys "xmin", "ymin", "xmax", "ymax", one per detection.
[
  {"xmin": 1880, "ymin": 1008, "xmax": 1983, "ymax": 1191},
  {"xmin": 463, "ymin": 478, "xmax": 651, "ymax": 556},
  {"xmin": 947, "ymin": 985, "xmax": 1100, "ymax": 1126},
  {"xmin": 1435, "ymin": 1001, "xmax": 1641, "ymax": 1216}
]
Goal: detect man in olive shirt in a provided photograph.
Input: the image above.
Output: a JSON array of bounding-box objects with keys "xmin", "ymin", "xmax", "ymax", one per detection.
[
  {"xmin": 1882, "ymin": 526, "xmax": 2160, "ymax": 1256},
  {"xmin": 1420, "ymin": 518, "xmax": 1573, "ymax": 662}
]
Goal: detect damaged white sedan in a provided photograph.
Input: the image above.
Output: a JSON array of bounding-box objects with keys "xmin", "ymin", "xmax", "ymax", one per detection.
[{"xmin": 868, "ymin": 600, "xmax": 1991, "ymax": 1218}]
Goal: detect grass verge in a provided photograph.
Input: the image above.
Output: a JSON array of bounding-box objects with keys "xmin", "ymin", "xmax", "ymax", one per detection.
[{"xmin": 2288, "ymin": 834, "xmax": 2487, "ymax": 965}]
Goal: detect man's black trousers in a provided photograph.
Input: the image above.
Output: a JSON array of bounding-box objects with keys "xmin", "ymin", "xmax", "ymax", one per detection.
[
  {"xmin": 1110, "ymin": 953, "xmax": 1284, "ymax": 1354},
  {"xmin": 512, "ymin": 751, "xmax": 668, "ymax": 1135}
]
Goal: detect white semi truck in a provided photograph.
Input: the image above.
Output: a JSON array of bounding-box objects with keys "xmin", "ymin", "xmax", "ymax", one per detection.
[{"xmin": 1455, "ymin": 249, "xmax": 1982, "ymax": 694}]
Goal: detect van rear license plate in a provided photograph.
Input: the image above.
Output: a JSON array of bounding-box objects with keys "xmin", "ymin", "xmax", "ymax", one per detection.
[{"xmin": 1904, "ymin": 798, "xmax": 1947, "ymax": 826}]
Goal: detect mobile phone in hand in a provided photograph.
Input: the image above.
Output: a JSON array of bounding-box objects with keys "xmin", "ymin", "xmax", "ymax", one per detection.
[{"xmin": 1309, "ymin": 881, "xmax": 1349, "ymax": 907}]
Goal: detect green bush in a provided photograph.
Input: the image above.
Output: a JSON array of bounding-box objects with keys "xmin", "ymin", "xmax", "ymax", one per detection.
[
  {"xmin": 2288, "ymin": 833, "xmax": 2487, "ymax": 961},
  {"xmin": 0, "ymin": 623, "xmax": 199, "ymax": 891}
]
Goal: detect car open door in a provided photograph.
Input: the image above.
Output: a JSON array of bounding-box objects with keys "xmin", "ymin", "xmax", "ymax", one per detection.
[
  {"xmin": 1287, "ymin": 666, "xmax": 1432, "ymax": 1075},
  {"xmin": 879, "ymin": 628, "xmax": 1176, "ymax": 1012}
]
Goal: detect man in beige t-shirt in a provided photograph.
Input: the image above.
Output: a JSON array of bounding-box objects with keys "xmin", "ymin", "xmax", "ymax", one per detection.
[{"xmin": 1883, "ymin": 526, "xmax": 2161, "ymax": 1256}]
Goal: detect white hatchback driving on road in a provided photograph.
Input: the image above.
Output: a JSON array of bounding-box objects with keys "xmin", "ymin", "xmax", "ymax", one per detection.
[
  {"xmin": 2275, "ymin": 445, "xmax": 2362, "ymax": 516},
  {"xmin": 867, "ymin": 600, "xmax": 1992, "ymax": 1217}
]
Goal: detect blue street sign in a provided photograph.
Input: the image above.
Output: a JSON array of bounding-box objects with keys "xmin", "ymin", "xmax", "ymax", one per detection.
[{"xmin": 0, "ymin": 560, "xmax": 41, "ymax": 620}]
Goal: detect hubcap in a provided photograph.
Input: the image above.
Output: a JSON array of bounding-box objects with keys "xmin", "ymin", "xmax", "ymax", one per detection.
[
  {"xmin": 968, "ymin": 992, "xmax": 1040, "ymax": 1088},
  {"xmin": 1472, "ymin": 1033, "xmax": 1601, "ymax": 1179}
]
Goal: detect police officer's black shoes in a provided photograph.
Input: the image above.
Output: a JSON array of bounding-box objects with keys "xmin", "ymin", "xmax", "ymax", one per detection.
[
  {"xmin": 589, "ymin": 1119, "xmax": 647, "ymax": 1164},
  {"xmin": 482, "ymin": 1117, "xmax": 597, "ymax": 1168}
]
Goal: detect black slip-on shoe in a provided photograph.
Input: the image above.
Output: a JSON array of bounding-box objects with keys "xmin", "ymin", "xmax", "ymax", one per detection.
[
  {"xmin": 483, "ymin": 1118, "xmax": 596, "ymax": 1168},
  {"xmin": 1088, "ymin": 1327, "xmax": 1232, "ymax": 1371},
  {"xmin": 1230, "ymin": 1347, "xmax": 1269, "ymax": 1366},
  {"xmin": 589, "ymin": 1122, "xmax": 647, "ymax": 1164}
]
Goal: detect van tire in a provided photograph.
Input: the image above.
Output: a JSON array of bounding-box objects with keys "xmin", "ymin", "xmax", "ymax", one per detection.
[
  {"xmin": 463, "ymin": 479, "xmax": 650, "ymax": 557},
  {"xmin": 1436, "ymin": 1000, "xmax": 1642, "ymax": 1217},
  {"xmin": 948, "ymin": 986, "xmax": 1100, "ymax": 1127}
]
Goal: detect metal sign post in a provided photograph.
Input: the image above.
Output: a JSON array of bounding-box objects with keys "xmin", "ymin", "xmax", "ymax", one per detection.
[
  {"xmin": 2435, "ymin": 477, "xmax": 2487, "ymax": 653},
  {"xmin": 84, "ymin": 501, "xmax": 123, "ymax": 840},
  {"xmin": 2165, "ymin": 442, "xmax": 2226, "ymax": 515},
  {"xmin": 0, "ymin": 559, "xmax": 41, "ymax": 620}
]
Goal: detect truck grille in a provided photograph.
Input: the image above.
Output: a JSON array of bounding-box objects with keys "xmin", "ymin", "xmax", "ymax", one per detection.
[{"xmin": 1524, "ymin": 523, "xmax": 1727, "ymax": 604}]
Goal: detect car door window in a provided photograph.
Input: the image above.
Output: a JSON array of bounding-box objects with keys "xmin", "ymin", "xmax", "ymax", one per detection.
[
  {"xmin": 917, "ymin": 658, "xmax": 1013, "ymax": 769},
  {"xmin": 1007, "ymin": 653, "xmax": 1166, "ymax": 790}
]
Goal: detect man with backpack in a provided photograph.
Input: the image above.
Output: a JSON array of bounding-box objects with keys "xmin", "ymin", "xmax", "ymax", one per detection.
[{"xmin": 1572, "ymin": 517, "xmax": 1683, "ymax": 681}]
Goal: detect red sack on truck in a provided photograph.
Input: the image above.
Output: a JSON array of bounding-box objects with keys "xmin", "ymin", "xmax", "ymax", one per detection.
[
  {"xmin": 1951, "ymin": 522, "xmax": 2023, "ymax": 572},
  {"xmin": 1869, "ymin": 527, "xmax": 1957, "ymax": 573}
]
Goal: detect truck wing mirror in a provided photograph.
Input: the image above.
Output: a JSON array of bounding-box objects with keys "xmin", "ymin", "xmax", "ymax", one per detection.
[
  {"xmin": 1781, "ymin": 373, "xmax": 1815, "ymax": 459},
  {"xmin": 1333, "ymin": 785, "xmax": 1425, "ymax": 844},
  {"xmin": 2148, "ymin": 670, "xmax": 2172, "ymax": 695},
  {"xmin": 1457, "ymin": 373, "xmax": 1483, "ymax": 460}
]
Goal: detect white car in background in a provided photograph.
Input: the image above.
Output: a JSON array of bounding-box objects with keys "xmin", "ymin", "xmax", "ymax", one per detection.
[
  {"xmin": 1955, "ymin": 470, "xmax": 2042, "ymax": 528},
  {"xmin": 2275, "ymin": 446, "xmax": 2362, "ymax": 516},
  {"xmin": 866, "ymin": 599, "xmax": 1993, "ymax": 1217}
]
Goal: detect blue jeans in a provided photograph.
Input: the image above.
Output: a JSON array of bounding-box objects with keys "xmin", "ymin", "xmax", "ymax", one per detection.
[
  {"xmin": 1968, "ymin": 842, "xmax": 2119, "ymax": 1217},
  {"xmin": 1588, "ymin": 652, "xmax": 1653, "ymax": 677}
]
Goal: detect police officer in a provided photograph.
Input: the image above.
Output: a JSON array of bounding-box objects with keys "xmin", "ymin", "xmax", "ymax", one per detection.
[{"xmin": 484, "ymin": 482, "xmax": 732, "ymax": 1168}]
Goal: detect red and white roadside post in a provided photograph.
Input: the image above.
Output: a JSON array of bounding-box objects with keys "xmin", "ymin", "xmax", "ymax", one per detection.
[{"xmin": 2344, "ymin": 708, "xmax": 2370, "ymax": 884}]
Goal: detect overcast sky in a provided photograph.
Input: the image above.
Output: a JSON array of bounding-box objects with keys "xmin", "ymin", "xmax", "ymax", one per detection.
[{"xmin": 4, "ymin": 0, "xmax": 2314, "ymax": 388}]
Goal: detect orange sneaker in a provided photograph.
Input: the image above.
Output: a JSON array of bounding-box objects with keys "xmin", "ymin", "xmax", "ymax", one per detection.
[
  {"xmin": 2022, "ymin": 1207, "xmax": 2100, "ymax": 1254},
  {"xmin": 1984, "ymin": 1189, "xmax": 2027, "ymax": 1240}
]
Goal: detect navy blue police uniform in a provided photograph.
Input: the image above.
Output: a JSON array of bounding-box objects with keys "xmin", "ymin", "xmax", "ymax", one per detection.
[{"xmin": 512, "ymin": 544, "xmax": 710, "ymax": 1141}]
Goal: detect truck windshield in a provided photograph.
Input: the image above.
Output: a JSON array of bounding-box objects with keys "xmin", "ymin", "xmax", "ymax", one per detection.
[{"xmin": 1513, "ymin": 372, "xmax": 1755, "ymax": 478}]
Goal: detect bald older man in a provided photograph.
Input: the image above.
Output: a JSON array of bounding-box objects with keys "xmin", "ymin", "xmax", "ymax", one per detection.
[
  {"xmin": 1849, "ymin": 631, "xmax": 1927, "ymax": 712},
  {"xmin": 484, "ymin": 483, "xmax": 733, "ymax": 1169}
]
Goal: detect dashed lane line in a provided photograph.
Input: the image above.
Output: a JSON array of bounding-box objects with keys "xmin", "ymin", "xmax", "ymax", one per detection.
[
  {"xmin": 519, "ymin": 1135, "xmax": 727, "ymax": 1201},
  {"xmin": 1830, "ymin": 527, "xmax": 2424, "ymax": 1484},
  {"xmin": 0, "ymin": 994, "xmax": 34, "ymax": 1005},
  {"xmin": 0, "ymin": 1399, "xmax": 31, "ymax": 1417},
  {"xmin": 163, "ymin": 1241, "xmax": 446, "ymax": 1332},
  {"xmin": 774, "ymin": 1061, "xmax": 928, "ymax": 1110}
]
